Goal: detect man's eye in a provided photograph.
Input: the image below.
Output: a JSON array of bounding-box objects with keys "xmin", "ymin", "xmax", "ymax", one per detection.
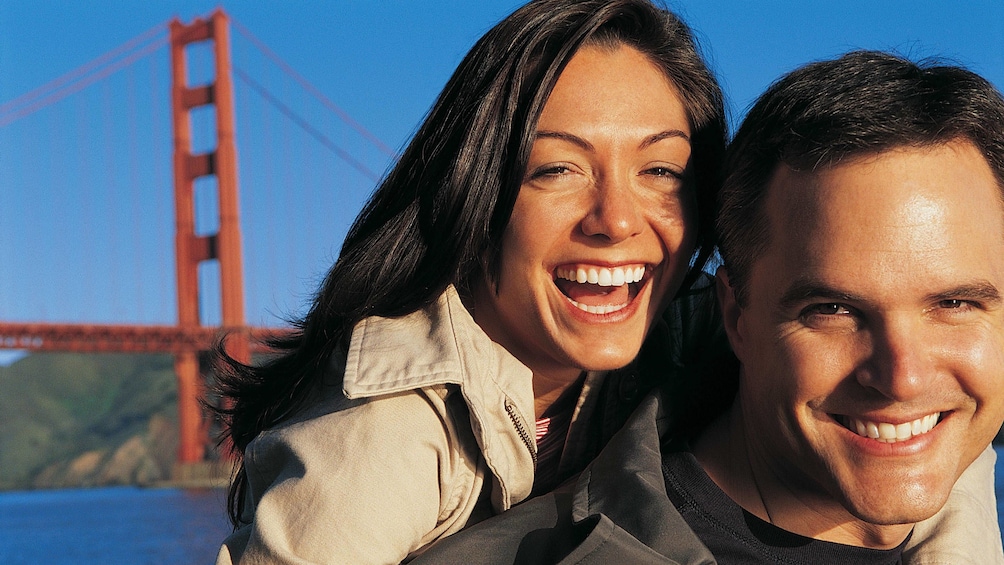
[
  {"xmin": 931, "ymin": 299, "xmax": 980, "ymax": 318},
  {"xmin": 810, "ymin": 303, "xmax": 848, "ymax": 316},
  {"xmin": 798, "ymin": 302, "xmax": 858, "ymax": 329}
]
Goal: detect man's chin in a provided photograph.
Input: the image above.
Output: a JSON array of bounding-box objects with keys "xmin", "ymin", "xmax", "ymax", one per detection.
[{"xmin": 837, "ymin": 475, "xmax": 955, "ymax": 526}]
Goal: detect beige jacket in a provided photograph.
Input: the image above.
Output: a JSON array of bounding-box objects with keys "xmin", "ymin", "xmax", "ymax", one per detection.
[
  {"xmin": 906, "ymin": 444, "xmax": 1004, "ymax": 564},
  {"xmin": 217, "ymin": 286, "xmax": 609, "ymax": 564}
]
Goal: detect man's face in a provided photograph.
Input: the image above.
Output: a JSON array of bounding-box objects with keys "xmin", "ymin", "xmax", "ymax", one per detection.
[{"xmin": 720, "ymin": 140, "xmax": 1004, "ymax": 525}]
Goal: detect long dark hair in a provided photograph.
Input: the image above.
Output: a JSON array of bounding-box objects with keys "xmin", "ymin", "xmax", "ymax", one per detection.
[{"xmin": 214, "ymin": 0, "xmax": 726, "ymax": 526}]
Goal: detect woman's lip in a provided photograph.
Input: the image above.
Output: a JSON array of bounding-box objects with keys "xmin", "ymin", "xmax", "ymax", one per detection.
[
  {"xmin": 554, "ymin": 268, "xmax": 653, "ymax": 321},
  {"xmin": 549, "ymin": 259, "xmax": 660, "ymax": 321},
  {"xmin": 553, "ymin": 261, "xmax": 652, "ymax": 271},
  {"xmin": 553, "ymin": 263, "xmax": 651, "ymax": 287},
  {"xmin": 558, "ymin": 283, "xmax": 646, "ymax": 322}
]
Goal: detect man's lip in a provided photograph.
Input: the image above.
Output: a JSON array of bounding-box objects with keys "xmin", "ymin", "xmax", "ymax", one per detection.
[{"xmin": 832, "ymin": 412, "xmax": 944, "ymax": 443}]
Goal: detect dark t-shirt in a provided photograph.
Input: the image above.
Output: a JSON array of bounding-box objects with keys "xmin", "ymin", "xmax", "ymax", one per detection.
[{"xmin": 662, "ymin": 450, "xmax": 909, "ymax": 565}]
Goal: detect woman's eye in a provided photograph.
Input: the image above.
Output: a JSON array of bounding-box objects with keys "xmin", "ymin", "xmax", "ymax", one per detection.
[
  {"xmin": 527, "ymin": 164, "xmax": 575, "ymax": 181},
  {"xmin": 645, "ymin": 166, "xmax": 682, "ymax": 178},
  {"xmin": 537, "ymin": 166, "xmax": 570, "ymax": 176},
  {"xmin": 524, "ymin": 163, "xmax": 591, "ymax": 191}
]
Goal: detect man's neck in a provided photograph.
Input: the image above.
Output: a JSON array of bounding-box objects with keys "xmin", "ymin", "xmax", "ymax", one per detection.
[{"xmin": 691, "ymin": 402, "xmax": 913, "ymax": 550}]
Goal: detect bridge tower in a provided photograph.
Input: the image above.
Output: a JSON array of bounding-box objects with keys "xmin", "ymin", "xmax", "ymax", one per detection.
[{"xmin": 169, "ymin": 9, "xmax": 249, "ymax": 468}]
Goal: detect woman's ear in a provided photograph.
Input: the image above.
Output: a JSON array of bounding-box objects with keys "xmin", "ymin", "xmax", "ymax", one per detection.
[{"xmin": 715, "ymin": 266, "xmax": 745, "ymax": 360}]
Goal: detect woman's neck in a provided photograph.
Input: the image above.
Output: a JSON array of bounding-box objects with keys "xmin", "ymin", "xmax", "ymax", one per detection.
[{"xmin": 532, "ymin": 369, "xmax": 585, "ymax": 419}]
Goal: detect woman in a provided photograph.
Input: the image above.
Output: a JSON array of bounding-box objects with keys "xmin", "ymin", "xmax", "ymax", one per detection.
[
  {"xmin": 215, "ymin": 1, "xmax": 723, "ymax": 562},
  {"xmin": 214, "ymin": 1, "xmax": 997, "ymax": 563}
]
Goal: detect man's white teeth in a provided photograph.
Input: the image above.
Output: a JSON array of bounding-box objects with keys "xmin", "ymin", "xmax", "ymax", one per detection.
[
  {"xmin": 847, "ymin": 413, "xmax": 940, "ymax": 443},
  {"xmin": 557, "ymin": 265, "xmax": 645, "ymax": 287}
]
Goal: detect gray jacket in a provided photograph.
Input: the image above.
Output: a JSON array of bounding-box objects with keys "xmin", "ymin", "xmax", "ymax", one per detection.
[
  {"xmin": 414, "ymin": 391, "xmax": 1003, "ymax": 564},
  {"xmin": 411, "ymin": 393, "xmax": 717, "ymax": 564}
]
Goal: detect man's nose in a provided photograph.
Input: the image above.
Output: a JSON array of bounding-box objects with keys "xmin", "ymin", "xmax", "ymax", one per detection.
[
  {"xmin": 578, "ymin": 174, "xmax": 644, "ymax": 243},
  {"xmin": 857, "ymin": 317, "xmax": 936, "ymax": 401}
]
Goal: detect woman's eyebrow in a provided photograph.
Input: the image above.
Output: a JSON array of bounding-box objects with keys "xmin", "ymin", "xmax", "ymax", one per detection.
[
  {"xmin": 533, "ymin": 129, "xmax": 691, "ymax": 151},
  {"xmin": 534, "ymin": 130, "xmax": 593, "ymax": 150},
  {"xmin": 640, "ymin": 129, "xmax": 690, "ymax": 148}
]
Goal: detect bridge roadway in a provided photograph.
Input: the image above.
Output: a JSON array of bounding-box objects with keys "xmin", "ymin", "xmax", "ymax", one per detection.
[
  {"xmin": 0, "ymin": 321, "xmax": 291, "ymax": 470},
  {"xmin": 0, "ymin": 322, "xmax": 286, "ymax": 353}
]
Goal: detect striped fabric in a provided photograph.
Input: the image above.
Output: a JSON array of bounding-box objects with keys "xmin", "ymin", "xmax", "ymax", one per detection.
[{"xmin": 531, "ymin": 389, "xmax": 578, "ymax": 495}]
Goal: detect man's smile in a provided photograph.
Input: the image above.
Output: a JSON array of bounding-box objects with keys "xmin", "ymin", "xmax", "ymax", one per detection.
[{"xmin": 835, "ymin": 413, "xmax": 942, "ymax": 444}]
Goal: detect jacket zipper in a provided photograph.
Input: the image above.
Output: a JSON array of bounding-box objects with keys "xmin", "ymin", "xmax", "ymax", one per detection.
[{"xmin": 505, "ymin": 398, "xmax": 537, "ymax": 468}]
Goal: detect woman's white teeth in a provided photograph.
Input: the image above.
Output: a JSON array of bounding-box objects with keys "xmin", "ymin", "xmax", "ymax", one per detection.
[
  {"xmin": 559, "ymin": 266, "xmax": 645, "ymax": 287},
  {"xmin": 847, "ymin": 413, "xmax": 940, "ymax": 443},
  {"xmin": 569, "ymin": 300, "xmax": 628, "ymax": 315}
]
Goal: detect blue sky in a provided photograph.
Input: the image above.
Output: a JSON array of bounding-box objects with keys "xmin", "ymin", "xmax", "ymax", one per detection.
[
  {"xmin": 0, "ymin": 1, "xmax": 1001, "ymax": 362},
  {"xmin": 4, "ymin": 1, "xmax": 1001, "ymax": 162}
]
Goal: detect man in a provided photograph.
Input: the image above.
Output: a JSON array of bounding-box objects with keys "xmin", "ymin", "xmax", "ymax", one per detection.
[
  {"xmin": 670, "ymin": 49, "xmax": 1004, "ymax": 563},
  {"xmin": 413, "ymin": 51, "xmax": 1004, "ymax": 564}
]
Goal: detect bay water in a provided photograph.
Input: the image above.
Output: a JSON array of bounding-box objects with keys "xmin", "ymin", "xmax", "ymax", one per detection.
[
  {"xmin": 0, "ymin": 486, "xmax": 230, "ymax": 564},
  {"xmin": 3, "ymin": 447, "xmax": 1004, "ymax": 563}
]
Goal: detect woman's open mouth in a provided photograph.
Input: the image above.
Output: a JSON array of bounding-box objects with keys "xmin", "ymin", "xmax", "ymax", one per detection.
[{"xmin": 553, "ymin": 264, "xmax": 649, "ymax": 315}]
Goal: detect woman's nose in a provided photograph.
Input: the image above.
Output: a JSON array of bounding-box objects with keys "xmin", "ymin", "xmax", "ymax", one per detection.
[{"xmin": 579, "ymin": 175, "xmax": 643, "ymax": 243}]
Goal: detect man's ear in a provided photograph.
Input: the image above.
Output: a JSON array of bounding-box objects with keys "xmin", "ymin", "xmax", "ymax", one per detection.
[{"xmin": 715, "ymin": 266, "xmax": 746, "ymax": 360}]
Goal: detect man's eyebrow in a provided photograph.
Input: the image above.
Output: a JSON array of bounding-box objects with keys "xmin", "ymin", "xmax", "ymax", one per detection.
[
  {"xmin": 928, "ymin": 281, "xmax": 1002, "ymax": 304},
  {"xmin": 778, "ymin": 279, "xmax": 1004, "ymax": 308},
  {"xmin": 778, "ymin": 280, "xmax": 866, "ymax": 309}
]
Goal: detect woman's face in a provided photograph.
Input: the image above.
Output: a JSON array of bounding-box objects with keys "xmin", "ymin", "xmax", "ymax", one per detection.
[{"xmin": 473, "ymin": 44, "xmax": 697, "ymax": 384}]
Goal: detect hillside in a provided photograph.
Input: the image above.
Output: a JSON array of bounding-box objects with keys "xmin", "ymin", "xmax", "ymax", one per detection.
[
  {"xmin": 1, "ymin": 352, "xmax": 1001, "ymax": 491},
  {"xmin": 0, "ymin": 352, "xmax": 186, "ymax": 490}
]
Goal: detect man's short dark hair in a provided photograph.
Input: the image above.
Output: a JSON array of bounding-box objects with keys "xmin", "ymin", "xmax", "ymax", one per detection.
[{"xmin": 717, "ymin": 50, "xmax": 1004, "ymax": 305}]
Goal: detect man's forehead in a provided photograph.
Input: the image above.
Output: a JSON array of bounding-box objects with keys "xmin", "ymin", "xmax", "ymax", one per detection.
[
  {"xmin": 762, "ymin": 141, "xmax": 1004, "ymax": 230},
  {"xmin": 750, "ymin": 140, "xmax": 1004, "ymax": 299}
]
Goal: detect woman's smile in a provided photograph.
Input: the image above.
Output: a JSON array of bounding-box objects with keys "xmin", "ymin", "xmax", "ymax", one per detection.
[{"xmin": 554, "ymin": 263, "xmax": 650, "ymax": 315}]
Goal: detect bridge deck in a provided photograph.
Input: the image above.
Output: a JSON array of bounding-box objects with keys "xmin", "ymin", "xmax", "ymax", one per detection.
[{"xmin": 0, "ymin": 322, "xmax": 288, "ymax": 354}]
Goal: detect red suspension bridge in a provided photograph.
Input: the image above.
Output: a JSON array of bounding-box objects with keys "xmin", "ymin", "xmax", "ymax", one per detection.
[{"xmin": 0, "ymin": 10, "xmax": 391, "ymax": 477}]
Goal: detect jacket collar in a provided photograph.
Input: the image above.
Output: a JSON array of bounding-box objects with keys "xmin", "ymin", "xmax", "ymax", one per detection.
[{"xmin": 341, "ymin": 286, "xmax": 537, "ymax": 508}]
